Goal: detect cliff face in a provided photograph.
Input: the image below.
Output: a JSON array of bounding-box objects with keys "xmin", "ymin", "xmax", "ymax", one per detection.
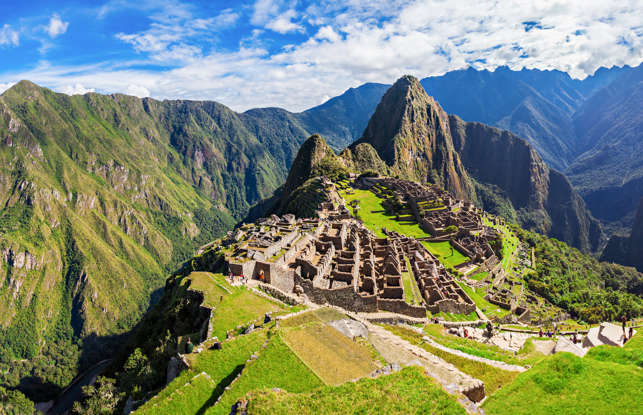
[
  {"xmin": 350, "ymin": 76, "xmax": 473, "ymax": 200},
  {"xmin": 448, "ymin": 116, "xmax": 603, "ymax": 252},
  {"xmin": 601, "ymin": 198, "xmax": 643, "ymax": 272}
]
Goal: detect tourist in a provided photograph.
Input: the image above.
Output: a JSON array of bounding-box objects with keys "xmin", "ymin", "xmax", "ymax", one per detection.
[
  {"xmin": 185, "ymin": 338, "xmax": 194, "ymax": 354},
  {"xmin": 621, "ymin": 315, "xmax": 627, "ymax": 333},
  {"xmin": 539, "ymin": 327, "xmax": 543, "ymax": 337},
  {"xmin": 629, "ymin": 327, "xmax": 634, "ymax": 340},
  {"xmin": 572, "ymin": 332, "xmax": 577, "ymax": 344},
  {"xmin": 464, "ymin": 328, "xmax": 469, "ymax": 338},
  {"xmin": 486, "ymin": 321, "xmax": 493, "ymax": 338}
]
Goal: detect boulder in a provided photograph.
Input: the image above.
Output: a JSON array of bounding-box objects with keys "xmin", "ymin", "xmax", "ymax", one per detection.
[
  {"xmin": 582, "ymin": 326, "xmax": 603, "ymax": 348},
  {"xmin": 553, "ymin": 336, "xmax": 587, "ymax": 357},
  {"xmin": 327, "ymin": 319, "xmax": 368, "ymax": 340},
  {"xmin": 598, "ymin": 322, "xmax": 624, "ymax": 346}
]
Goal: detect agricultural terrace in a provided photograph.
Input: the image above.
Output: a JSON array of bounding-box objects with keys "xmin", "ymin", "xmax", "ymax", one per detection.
[
  {"xmin": 246, "ymin": 366, "xmax": 466, "ymax": 415},
  {"xmin": 482, "ymin": 214, "xmax": 521, "ymax": 275},
  {"xmin": 186, "ymin": 272, "xmax": 290, "ymax": 340}
]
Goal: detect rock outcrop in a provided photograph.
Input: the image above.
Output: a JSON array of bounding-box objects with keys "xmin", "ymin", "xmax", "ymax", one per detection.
[{"xmin": 349, "ymin": 75, "xmax": 474, "ymax": 200}]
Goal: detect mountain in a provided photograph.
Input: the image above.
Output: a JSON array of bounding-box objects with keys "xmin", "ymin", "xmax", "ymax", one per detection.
[
  {"xmin": 298, "ymin": 83, "xmax": 389, "ymax": 150},
  {"xmin": 601, "ymin": 198, "xmax": 643, "ymax": 273},
  {"xmin": 0, "ymin": 81, "xmax": 310, "ymax": 400},
  {"xmin": 567, "ymin": 65, "xmax": 643, "ymax": 229},
  {"xmin": 293, "ymin": 65, "xmax": 642, "ymax": 236},
  {"xmin": 448, "ymin": 117, "xmax": 602, "ymax": 252},
  {"xmin": 337, "ymin": 75, "xmax": 602, "ymax": 252},
  {"xmin": 349, "ymin": 76, "xmax": 473, "ymax": 199}
]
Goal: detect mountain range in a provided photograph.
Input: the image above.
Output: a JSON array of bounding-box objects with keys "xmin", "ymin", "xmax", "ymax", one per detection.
[{"xmin": 0, "ymin": 63, "xmax": 640, "ymax": 402}]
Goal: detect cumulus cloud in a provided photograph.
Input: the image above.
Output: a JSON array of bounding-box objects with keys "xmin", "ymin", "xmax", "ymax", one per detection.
[
  {"xmin": 2, "ymin": 0, "xmax": 641, "ymax": 112},
  {"xmin": 252, "ymin": 0, "xmax": 303, "ymax": 33},
  {"xmin": 126, "ymin": 84, "xmax": 151, "ymax": 97},
  {"xmin": 0, "ymin": 24, "xmax": 19, "ymax": 47},
  {"xmin": 59, "ymin": 83, "xmax": 95, "ymax": 95},
  {"xmin": 46, "ymin": 14, "xmax": 69, "ymax": 38}
]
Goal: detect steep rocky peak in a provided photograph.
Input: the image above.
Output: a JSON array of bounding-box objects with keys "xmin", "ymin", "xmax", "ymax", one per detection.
[
  {"xmin": 282, "ymin": 134, "xmax": 335, "ymax": 193},
  {"xmin": 353, "ymin": 75, "xmax": 471, "ymax": 199}
]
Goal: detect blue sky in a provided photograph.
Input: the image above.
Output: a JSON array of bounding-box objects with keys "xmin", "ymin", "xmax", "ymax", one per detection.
[{"xmin": 0, "ymin": 0, "xmax": 641, "ymax": 111}]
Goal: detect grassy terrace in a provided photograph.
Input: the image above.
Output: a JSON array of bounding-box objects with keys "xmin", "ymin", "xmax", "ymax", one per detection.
[
  {"xmin": 457, "ymin": 281, "xmax": 510, "ymax": 319},
  {"xmin": 247, "ymin": 366, "xmax": 466, "ymax": 415},
  {"xmin": 210, "ymin": 335, "xmax": 324, "ymax": 415},
  {"xmin": 134, "ymin": 330, "xmax": 269, "ymax": 415},
  {"xmin": 402, "ymin": 257, "xmax": 423, "ymax": 305},
  {"xmin": 187, "ymin": 272, "xmax": 289, "ymax": 340},
  {"xmin": 482, "ymin": 214, "xmax": 520, "ymax": 275},
  {"xmin": 421, "ymin": 241, "xmax": 469, "ymax": 269},
  {"xmin": 483, "ymin": 350, "xmax": 643, "ymax": 414},
  {"xmin": 339, "ymin": 188, "xmax": 428, "ymax": 238},
  {"xmin": 384, "ymin": 325, "xmax": 519, "ymax": 395},
  {"xmin": 419, "ymin": 324, "xmax": 545, "ymax": 366},
  {"xmin": 281, "ymin": 322, "xmax": 380, "ymax": 385}
]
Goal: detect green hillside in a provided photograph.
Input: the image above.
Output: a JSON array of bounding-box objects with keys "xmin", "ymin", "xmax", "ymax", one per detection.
[{"xmin": 0, "ymin": 81, "xmax": 309, "ymax": 401}]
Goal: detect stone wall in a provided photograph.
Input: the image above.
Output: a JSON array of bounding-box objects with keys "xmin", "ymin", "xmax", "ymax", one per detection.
[
  {"xmin": 427, "ymin": 298, "xmax": 476, "ymax": 315},
  {"xmin": 228, "ymin": 260, "xmax": 255, "ymax": 277},
  {"xmin": 295, "ymin": 273, "xmax": 378, "ymax": 312},
  {"xmin": 378, "ymin": 298, "xmax": 427, "ymax": 318}
]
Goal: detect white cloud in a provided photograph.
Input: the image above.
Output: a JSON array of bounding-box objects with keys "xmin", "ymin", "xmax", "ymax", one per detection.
[
  {"xmin": 46, "ymin": 14, "xmax": 69, "ymax": 38},
  {"xmin": 59, "ymin": 83, "xmax": 95, "ymax": 95},
  {"xmin": 0, "ymin": 24, "xmax": 19, "ymax": 47},
  {"xmin": 252, "ymin": 0, "xmax": 303, "ymax": 33},
  {"xmin": 126, "ymin": 84, "xmax": 150, "ymax": 97},
  {"xmin": 1, "ymin": 0, "xmax": 641, "ymax": 112},
  {"xmin": 0, "ymin": 82, "xmax": 16, "ymax": 94},
  {"xmin": 265, "ymin": 9, "xmax": 303, "ymax": 34}
]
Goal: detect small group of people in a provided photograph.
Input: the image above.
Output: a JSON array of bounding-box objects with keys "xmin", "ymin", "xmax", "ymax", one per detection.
[{"xmin": 227, "ymin": 272, "xmax": 248, "ymax": 285}]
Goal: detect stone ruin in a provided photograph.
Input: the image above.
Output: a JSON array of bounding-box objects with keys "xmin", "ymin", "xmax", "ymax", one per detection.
[{"xmin": 223, "ymin": 206, "xmax": 476, "ymax": 319}]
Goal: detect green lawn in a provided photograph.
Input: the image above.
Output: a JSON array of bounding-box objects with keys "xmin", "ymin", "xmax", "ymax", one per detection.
[
  {"xmin": 421, "ymin": 241, "xmax": 469, "ymax": 268},
  {"xmin": 585, "ymin": 332, "xmax": 643, "ymax": 368},
  {"xmin": 338, "ymin": 189, "xmax": 429, "ymax": 238},
  {"xmin": 384, "ymin": 325, "xmax": 519, "ymax": 395},
  {"xmin": 247, "ymin": 366, "xmax": 466, "ymax": 415},
  {"xmin": 457, "ymin": 282, "xmax": 510, "ymax": 319},
  {"xmin": 483, "ymin": 352, "xmax": 643, "ymax": 415},
  {"xmin": 402, "ymin": 258, "xmax": 423, "ymax": 305},
  {"xmin": 210, "ymin": 334, "xmax": 324, "ymax": 414},
  {"xmin": 469, "ymin": 271, "xmax": 489, "ymax": 281},
  {"xmin": 434, "ymin": 311, "xmax": 479, "ymax": 321}
]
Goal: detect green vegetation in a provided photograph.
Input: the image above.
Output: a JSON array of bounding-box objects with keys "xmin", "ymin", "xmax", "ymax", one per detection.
[
  {"xmin": 247, "ymin": 366, "xmax": 466, "ymax": 415},
  {"xmin": 384, "ymin": 326, "xmax": 519, "ymax": 394},
  {"xmin": 420, "ymin": 324, "xmax": 544, "ymax": 366},
  {"xmin": 469, "ymin": 271, "xmax": 489, "ymax": 281},
  {"xmin": 281, "ymin": 322, "xmax": 380, "ymax": 385},
  {"xmin": 0, "ymin": 386, "xmax": 34, "ymax": 415},
  {"xmin": 402, "ymin": 258, "xmax": 423, "ymax": 305},
  {"xmin": 338, "ymin": 188, "xmax": 428, "ymax": 238},
  {"xmin": 483, "ymin": 352, "xmax": 643, "ymax": 415},
  {"xmin": 516, "ymin": 227, "xmax": 643, "ymax": 323},
  {"xmin": 457, "ymin": 282, "xmax": 510, "ymax": 319},
  {"xmin": 585, "ymin": 332, "xmax": 643, "ymax": 368},
  {"xmin": 211, "ymin": 334, "xmax": 324, "ymax": 414},
  {"xmin": 422, "ymin": 241, "xmax": 469, "ymax": 268},
  {"xmin": 434, "ymin": 311, "xmax": 479, "ymax": 321}
]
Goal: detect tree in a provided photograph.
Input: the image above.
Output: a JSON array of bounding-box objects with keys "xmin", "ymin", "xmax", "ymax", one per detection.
[
  {"xmin": 119, "ymin": 348, "xmax": 155, "ymax": 399},
  {"xmin": 72, "ymin": 377, "xmax": 122, "ymax": 415}
]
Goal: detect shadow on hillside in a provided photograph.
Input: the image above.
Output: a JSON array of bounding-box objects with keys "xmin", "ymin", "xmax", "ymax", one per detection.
[{"xmin": 195, "ymin": 364, "xmax": 245, "ymax": 415}]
